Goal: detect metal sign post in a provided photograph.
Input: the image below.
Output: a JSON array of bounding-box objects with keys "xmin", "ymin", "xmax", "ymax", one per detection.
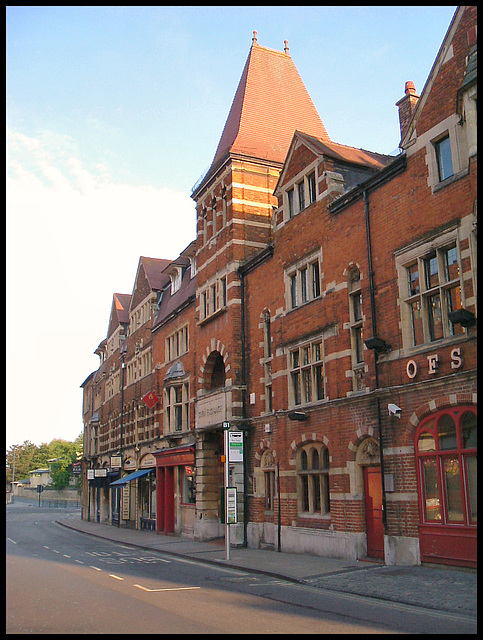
[{"xmin": 223, "ymin": 423, "xmax": 230, "ymax": 560}]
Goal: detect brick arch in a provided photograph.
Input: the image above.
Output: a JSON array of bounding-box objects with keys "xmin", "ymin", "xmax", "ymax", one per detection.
[
  {"xmin": 254, "ymin": 438, "xmax": 277, "ymax": 465},
  {"xmin": 342, "ymin": 261, "xmax": 363, "ymax": 279},
  {"xmin": 347, "ymin": 424, "xmax": 376, "ymax": 462},
  {"xmin": 289, "ymin": 432, "xmax": 330, "ymax": 461},
  {"xmin": 198, "ymin": 341, "xmax": 230, "ymax": 390},
  {"xmin": 404, "ymin": 392, "xmax": 477, "ymax": 441}
]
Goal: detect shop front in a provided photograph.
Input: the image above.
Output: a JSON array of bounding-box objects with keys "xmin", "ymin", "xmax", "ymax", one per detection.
[
  {"xmin": 154, "ymin": 444, "xmax": 196, "ymax": 536},
  {"xmin": 415, "ymin": 405, "xmax": 477, "ymax": 568},
  {"xmin": 110, "ymin": 467, "xmax": 156, "ymax": 529}
]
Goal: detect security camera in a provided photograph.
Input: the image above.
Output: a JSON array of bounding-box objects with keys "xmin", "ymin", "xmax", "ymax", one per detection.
[{"xmin": 388, "ymin": 403, "xmax": 402, "ymax": 418}]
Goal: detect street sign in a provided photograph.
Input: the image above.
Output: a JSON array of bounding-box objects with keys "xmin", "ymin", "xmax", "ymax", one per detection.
[
  {"xmin": 225, "ymin": 487, "xmax": 238, "ymax": 524},
  {"xmin": 37, "ymin": 485, "xmax": 44, "ymax": 493},
  {"xmin": 223, "ymin": 421, "xmax": 230, "ymax": 430},
  {"xmin": 228, "ymin": 431, "xmax": 244, "ymax": 462}
]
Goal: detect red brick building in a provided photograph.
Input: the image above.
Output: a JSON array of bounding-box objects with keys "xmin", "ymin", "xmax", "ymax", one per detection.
[
  {"xmin": 82, "ymin": 7, "xmax": 476, "ymax": 567},
  {"xmin": 236, "ymin": 6, "xmax": 476, "ymax": 567}
]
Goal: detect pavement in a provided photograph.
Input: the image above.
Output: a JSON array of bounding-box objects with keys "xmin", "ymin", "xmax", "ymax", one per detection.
[{"xmin": 55, "ymin": 512, "xmax": 477, "ymax": 620}]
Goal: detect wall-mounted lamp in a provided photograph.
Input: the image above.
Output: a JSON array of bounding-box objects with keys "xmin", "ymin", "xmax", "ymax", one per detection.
[
  {"xmin": 364, "ymin": 336, "xmax": 391, "ymax": 353},
  {"xmin": 448, "ymin": 308, "xmax": 476, "ymax": 328},
  {"xmin": 288, "ymin": 411, "xmax": 308, "ymax": 421}
]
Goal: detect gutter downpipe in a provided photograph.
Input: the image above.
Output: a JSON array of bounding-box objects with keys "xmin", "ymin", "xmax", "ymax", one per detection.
[
  {"xmin": 363, "ymin": 189, "xmax": 388, "ymax": 532},
  {"xmin": 239, "ymin": 267, "xmax": 248, "ymax": 547},
  {"xmin": 238, "ymin": 244, "xmax": 274, "ymax": 547}
]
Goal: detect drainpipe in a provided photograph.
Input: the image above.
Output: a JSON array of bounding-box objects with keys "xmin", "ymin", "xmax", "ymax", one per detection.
[
  {"xmin": 117, "ymin": 357, "xmax": 126, "ymax": 528},
  {"xmin": 238, "ymin": 268, "xmax": 248, "ymax": 547},
  {"xmin": 237, "ymin": 245, "xmax": 274, "ymax": 547},
  {"xmin": 363, "ymin": 190, "xmax": 387, "ymax": 531}
]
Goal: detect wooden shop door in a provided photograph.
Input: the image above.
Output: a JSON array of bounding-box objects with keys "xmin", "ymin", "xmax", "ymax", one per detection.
[{"xmin": 364, "ymin": 466, "xmax": 384, "ymax": 560}]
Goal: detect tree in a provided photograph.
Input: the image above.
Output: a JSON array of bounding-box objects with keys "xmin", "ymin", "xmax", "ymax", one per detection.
[{"xmin": 6, "ymin": 433, "xmax": 83, "ymax": 487}]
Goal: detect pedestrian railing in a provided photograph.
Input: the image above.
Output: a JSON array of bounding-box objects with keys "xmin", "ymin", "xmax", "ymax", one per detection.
[{"xmin": 44, "ymin": 500, "xmax": 80, "ymax": 508}]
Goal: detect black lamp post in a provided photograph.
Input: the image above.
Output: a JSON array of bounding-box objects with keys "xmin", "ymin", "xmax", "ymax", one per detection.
[{"xmin": 117, "ymin": 356, "xmax": 126, "ymax": 528}]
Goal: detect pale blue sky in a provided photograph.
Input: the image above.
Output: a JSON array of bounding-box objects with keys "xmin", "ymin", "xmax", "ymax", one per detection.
[{"xmin": 6, "ymin": 6, "xmax": 457, "ymax": 447}]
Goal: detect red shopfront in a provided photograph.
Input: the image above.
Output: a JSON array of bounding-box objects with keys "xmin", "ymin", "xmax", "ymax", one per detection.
[
  {"xmin": 154, "ymin": 445, "xmax": 195, "ymax": 536},
  {"xmin": 415, "ymin": 406, "xmax": 477, "ymax": 568}
]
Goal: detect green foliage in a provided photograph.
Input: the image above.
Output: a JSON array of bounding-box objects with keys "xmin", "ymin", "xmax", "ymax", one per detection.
[{"xmin": 6, "ymin": 434, "xmax": 83, "ymax": 487}]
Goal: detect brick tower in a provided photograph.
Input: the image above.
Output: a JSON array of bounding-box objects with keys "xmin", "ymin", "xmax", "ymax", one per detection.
[{"xmin": 191, "ymin": 33, "xmax": 330, "ymax": 541}]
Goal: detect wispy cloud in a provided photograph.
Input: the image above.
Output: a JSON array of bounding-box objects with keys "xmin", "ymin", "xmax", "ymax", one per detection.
[{"xmin": 7, "ymin": 128, "xmax": 195, "ymax": 446}]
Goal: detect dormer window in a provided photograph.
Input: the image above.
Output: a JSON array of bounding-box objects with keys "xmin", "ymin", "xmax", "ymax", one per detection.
[
  {"xmin": 283, "ymin": 167, "xmax": 318, "ymax": 222},
  {"xmin": 171, "ymin": 267, "xmax": 183, "ymax": 294}
]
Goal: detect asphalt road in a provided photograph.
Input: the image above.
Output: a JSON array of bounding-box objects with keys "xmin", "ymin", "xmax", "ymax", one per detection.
[{"xmin": 6, "ymin": 502, "xmax": 477, "ymax": 634}]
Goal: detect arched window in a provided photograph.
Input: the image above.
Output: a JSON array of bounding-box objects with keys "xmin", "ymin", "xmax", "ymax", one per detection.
[
  {"xmin": 297, "ymin": 443, "xmax": 330, "ymax": 516},
  {"xmin": 204, "ymin": 351, "xmax": 226, "ymax": 391},
  {"xmin": 261, "ymin": 450, "xmax": 276, "ymax": 511},
  {"xmin": 416, "ymin": 407, "xmax": 477, "ymax": 525},
  {"xmin": 210, "ymin": 354, "xmax": 225, "ymax": 389}
]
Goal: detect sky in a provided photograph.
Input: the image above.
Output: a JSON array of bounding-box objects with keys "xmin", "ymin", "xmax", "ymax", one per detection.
[{"xmin": 6, "ymin": 5, "xmax": 458, "ymax": 449}]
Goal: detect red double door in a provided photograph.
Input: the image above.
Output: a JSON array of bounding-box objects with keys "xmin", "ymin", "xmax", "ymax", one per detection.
[{"xmin": 363, "ymin": 466, "xmax": 384, "ymax": 560}]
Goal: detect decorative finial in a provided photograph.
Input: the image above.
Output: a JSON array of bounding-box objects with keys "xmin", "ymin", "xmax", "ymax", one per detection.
[
  {"xmin": 284, "ymin": 40, "xmax": 289, "ymax": 55},
  {"xmin": 252, "ymin": 30, "xmax": 258, "ymax": 45}
]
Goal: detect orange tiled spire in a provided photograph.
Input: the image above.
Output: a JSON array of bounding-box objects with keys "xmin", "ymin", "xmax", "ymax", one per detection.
[{"xmin": 210, "ymin": 33, "xmax": 330, "ymax": 171}]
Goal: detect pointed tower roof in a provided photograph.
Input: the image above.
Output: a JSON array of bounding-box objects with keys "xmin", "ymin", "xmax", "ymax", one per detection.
[{"xmin": 210, "ymin": 33, "xmax": 330, "ymax": 173}]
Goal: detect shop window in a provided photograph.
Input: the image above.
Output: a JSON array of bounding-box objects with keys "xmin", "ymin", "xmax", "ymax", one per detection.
[
  {"xmin": 297, "ymin": 444, "xmax": 330, "ymax": 516},
  {"xmin": 181, "ymin": 466, "xmax": 196, "ymax": 504},
  {"xmin": 416, "ymin": 407, "xmax": 477, "ymax": 526}
]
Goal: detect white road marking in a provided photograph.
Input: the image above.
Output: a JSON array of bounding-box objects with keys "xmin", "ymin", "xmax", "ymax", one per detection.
[
  {"xmin": 134, "ymin": 584, "xmax": 200, "ymax": 593},
  {"xmin": 75, "ymin": 560, "xmax": 84, "ymax": 564},
  {"xmin": 109, "ymin": 574, "xmax": 124, "ymax": 581},
  {"xmin": 7, "ymin": 538, "xmax": 17, "ymax": 544},
  {"xmin": 43, "ymin": 545, "xmax": 50, "ymax": 549},
  {"xmin": 90, "ymin": 566, "xmax": 102, "ymax": 571},
  {"xmin": 63, "ymin": 554, "xmax": 71, "ymax": 558}
]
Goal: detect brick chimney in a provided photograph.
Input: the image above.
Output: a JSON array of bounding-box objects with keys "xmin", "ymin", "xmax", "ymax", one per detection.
[{"xmin": 396, "ymin": 81, "xmax": 419, "ymax": 141}]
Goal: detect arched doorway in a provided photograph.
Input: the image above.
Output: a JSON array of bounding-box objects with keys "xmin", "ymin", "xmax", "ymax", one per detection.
[{"xmin": 357, "ymin": 438, "xmax": 384, "ymax": 560}]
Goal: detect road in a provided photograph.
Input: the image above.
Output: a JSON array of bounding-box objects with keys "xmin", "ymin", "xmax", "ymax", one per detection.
[{"xmin": 6, "ymin": 501, "xmax": 476, "ymax": 634}]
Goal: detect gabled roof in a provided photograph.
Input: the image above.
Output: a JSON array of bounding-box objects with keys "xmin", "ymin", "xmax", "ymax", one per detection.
[
  {"xmin": 129, "ymin": 256, "xmax": 172, "ymax": 312},
  {"xmin": 275, "ymin": 130, "xmax": 393, "ymax": 194},
  {"xmin": 106, "ymin": 294, "xmax": 131, "ymax": 339},
  {"xmin": 139, "ymin": 257, "xmax": 172, "ymax": 292},
  {"xmin": 209, "ymin": 35, "xmax": 330, "ymax": 175},
  {"xmin": 399, "ymin": 6, "xmax": 470, "ymax": 149},
  {"xmin": 297, "ymin": 131, "xmax": 392, "ymax": 169},
  {"xmin": 113, "ymin": 293, "xmax": 131, "ymax": 325},
  {"xmin": 152, "ymin": 264, "xmax": 196, "ymax": 332}
]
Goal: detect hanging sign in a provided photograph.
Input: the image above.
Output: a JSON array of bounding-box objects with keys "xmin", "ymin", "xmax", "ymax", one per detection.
[{"xmin": 142, "ymin": 391, "xmax": 160, "ymax": 408}]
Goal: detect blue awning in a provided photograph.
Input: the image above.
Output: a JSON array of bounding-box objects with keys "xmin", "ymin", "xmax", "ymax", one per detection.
[{"xmin": 110, "ymin": 469, "xmax": 152, "ymax": 486}]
